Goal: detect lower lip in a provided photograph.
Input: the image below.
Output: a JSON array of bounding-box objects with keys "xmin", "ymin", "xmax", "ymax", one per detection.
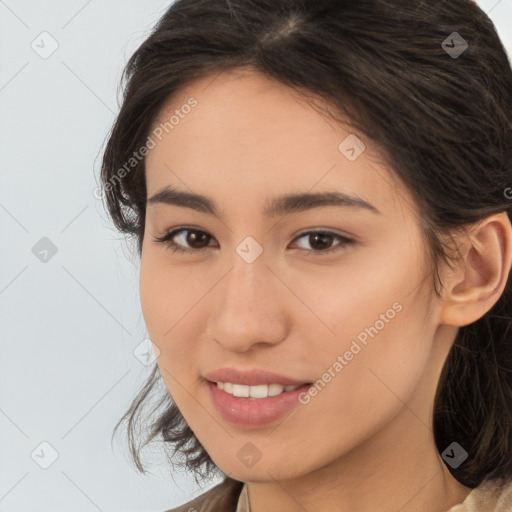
[{"xmin": 206, "ymin": 380, "xmax": 311, "ymax": 428}]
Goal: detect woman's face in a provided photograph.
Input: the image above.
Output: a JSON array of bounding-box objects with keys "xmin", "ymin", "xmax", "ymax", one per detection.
[{"xmin": 140, "ymin": 69, "xmax": 452, "ymax": 482}]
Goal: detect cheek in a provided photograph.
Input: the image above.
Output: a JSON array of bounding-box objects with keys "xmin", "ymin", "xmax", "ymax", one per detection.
[
  {"xmin": 286, "ymin": 245, "xmax": 425, "ymax": 343},
  {"xmin": 336, "ymin": 312, "xmax": 432, "ymax": 402},
  {"xmin": 139, "ymin": 251, "xmax": 208, "ymax": 391},
  {"xmin": 353, "ymin": 317, "xmax": 432, "ymax": 427},
  {"xmin": 139, "ymin": 255, "xmax": 169, "ymax": 339},
  {"xmin": 290, "ymin": 299, "xmax": 433, "ymax": 462},
  {"xmin": 139, "ymin": 248, "xmax": 198, "ymax": 337},
  {"xmin": 290, "ymin": 247, "xmax": 433, "ymax": 403},
  {"xmin": 139, "ymin": 254, "xmax": 188, "ymax": 371}
]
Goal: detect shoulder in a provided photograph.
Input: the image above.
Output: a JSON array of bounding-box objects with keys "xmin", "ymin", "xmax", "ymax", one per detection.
[
  {"xmin": 486, "ymin": 478, "xmax": 512, "ymax": 511},
  {"xmin": 162, "ymin": 477, "xmax": 245, "ymax": 512},
  {"xmin": 448, "ymin": 478, "xmax": 512, "ymax": 511}
]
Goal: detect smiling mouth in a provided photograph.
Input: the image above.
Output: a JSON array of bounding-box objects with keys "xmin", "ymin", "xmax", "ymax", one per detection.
[
  {"xmin": 206, "ymin": 379, "xmax": 313, "ymax": 427},
  {"xmin": 208, "ymin": 380, "xmax": 313, "ymax": 399}
]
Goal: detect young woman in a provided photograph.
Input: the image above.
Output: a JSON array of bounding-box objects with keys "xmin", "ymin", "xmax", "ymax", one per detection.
[{"xmin": 101, "ymin": 0, "xmax": 512, "ymax": 510}]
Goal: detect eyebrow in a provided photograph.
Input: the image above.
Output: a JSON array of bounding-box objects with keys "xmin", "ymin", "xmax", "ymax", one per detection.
[{"xmin": 147, "ymin": 186, "xmax": 380, "ymax": 217}]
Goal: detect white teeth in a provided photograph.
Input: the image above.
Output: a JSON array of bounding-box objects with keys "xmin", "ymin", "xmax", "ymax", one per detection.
[
  {"xmin": 233, "ymin": 384, "xmax": 250, "ymax": 397},
  {"xmin": 252, "ymin": 385, "xmax": 273, "ymax": 398},
  {"xmin": 216, "ymin": 382, "xmax": 301, "ymax": 398}
]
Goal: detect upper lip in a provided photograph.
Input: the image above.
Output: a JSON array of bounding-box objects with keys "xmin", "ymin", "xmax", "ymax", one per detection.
[{"xmin": 204, "ymin": 367, "xmax": 310, "ymax": 386}]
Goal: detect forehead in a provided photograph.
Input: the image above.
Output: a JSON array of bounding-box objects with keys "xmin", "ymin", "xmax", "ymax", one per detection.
[{"xmin": 144, "ymin": 69, "xmax": 414, "ymax": 220}]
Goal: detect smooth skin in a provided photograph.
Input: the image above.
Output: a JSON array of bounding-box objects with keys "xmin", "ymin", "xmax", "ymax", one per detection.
[{"xmin": 139, "ymin": 68, "xmax": 512, "ymax": 512}]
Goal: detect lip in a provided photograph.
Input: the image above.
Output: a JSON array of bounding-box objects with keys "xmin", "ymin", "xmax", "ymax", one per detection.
[
  {"xmin": 206, "ymin": 380, "xmax": 312, "ymax": 428},
  {"xmin": 203, "ymin": 367, "xmax": 309, "ymax": 386}
]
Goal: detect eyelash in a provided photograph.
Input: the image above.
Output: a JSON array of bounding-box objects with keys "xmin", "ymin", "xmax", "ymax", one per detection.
[{"xmin": 153, "ymin": 228, "xmax": 354, "ymax": 256}]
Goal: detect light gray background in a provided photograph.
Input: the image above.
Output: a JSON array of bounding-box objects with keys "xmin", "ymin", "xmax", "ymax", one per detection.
[{"xmin": 0, "ymin": 1, "xmax": 511, "ymax": 511}]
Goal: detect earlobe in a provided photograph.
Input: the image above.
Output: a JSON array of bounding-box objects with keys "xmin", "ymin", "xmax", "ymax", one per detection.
[{"xmin": 439, "ymin": 212, "xmax": 512, "ymax": 327}]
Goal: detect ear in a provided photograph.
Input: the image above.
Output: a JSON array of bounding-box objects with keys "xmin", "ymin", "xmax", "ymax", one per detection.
[{"xmin": 439, "ymin": 212, "xmax": 512, "ymax": 327}]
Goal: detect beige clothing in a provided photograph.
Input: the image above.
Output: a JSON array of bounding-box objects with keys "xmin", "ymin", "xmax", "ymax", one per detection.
[
  {"xmin": 445, "ymin": 479, "xmax": 512, "ymax": 512},
  {"xmin": 165, "ymin": 476, "xmax": 512, "ymax": 512}
]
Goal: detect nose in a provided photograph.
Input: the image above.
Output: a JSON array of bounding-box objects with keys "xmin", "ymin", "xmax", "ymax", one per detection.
[{"xmin": 206, "ymin": 251, "xmax": 290, "ymax": 353}]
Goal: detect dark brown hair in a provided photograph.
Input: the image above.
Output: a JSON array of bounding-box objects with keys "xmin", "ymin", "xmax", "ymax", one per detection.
[{"xmin": 101, "ymin": 0, "xmax": 512, "ymax": 489}]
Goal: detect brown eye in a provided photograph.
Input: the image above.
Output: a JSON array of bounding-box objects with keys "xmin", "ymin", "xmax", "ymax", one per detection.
[
  {"xmin": 183, "ymin": 230, "xmax": 211, "ymax": 249},
  {"xmin": 153, "ymin": 228, "xmax": 216, "ymax": 253},
  {"xmin": 292, "ymin": 231, "xmax": 353, "ymax": 255},
  {"xmin": 307, "ymin": 232, "xmax": 334, "ymax": 251}
]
